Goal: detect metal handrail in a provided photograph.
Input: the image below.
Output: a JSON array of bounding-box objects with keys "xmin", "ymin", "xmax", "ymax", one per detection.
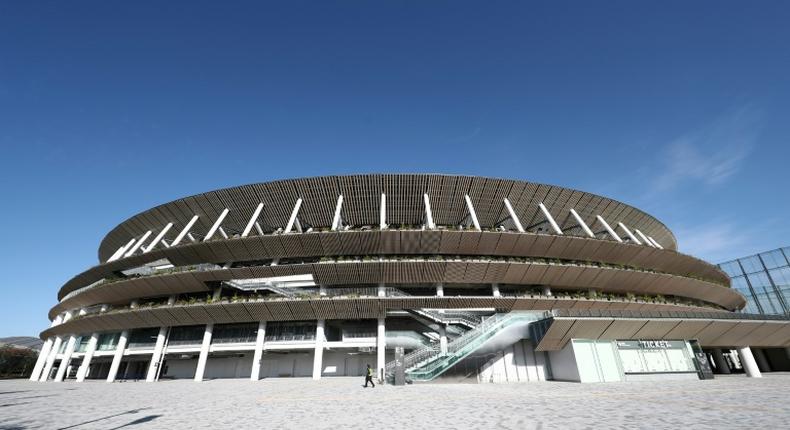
[
  {"xmin": 550, "ymin": 309, "xmax": 790, "ymax": 321},
  {"xmin": 385, "ymin": 311, "xmax": 552, "ymax": 378},
  {"xmin": 389, "ymin": 288, "xmax": 485, "ymax": 327}
]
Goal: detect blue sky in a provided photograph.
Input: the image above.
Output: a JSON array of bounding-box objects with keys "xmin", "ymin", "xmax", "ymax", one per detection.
[{"xmin": 1, "ymin": 1, "xmax": 789, "ymax": 336}]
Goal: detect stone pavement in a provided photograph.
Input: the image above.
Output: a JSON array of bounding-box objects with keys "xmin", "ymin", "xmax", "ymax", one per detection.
[{"xmin": 1, "ymin": 373, "xmax": 789, "ymax": 429}]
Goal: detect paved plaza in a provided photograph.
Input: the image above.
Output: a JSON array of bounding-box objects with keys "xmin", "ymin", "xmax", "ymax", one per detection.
[{"xmin": 1, "ymin": 374, "xmax": 789, "ymax": 429}]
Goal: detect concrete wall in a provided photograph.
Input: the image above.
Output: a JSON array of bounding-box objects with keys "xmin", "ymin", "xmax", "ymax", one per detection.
[
  {"xmin": 260, "ymin": 352, "xmax": 314, "ymax": 378},
  {"xmin": 548, "ymin": 342, "xmax": 580, "ymax": 382},
  {"xmin": 477, "ymin": 340, "xmax": 551, "ymax": 383},
  {"xmin": 572, "ymin": 340, "xmax": 623, "ymax": 383},
  {"xmin": 206, "ymin": 354, "xmax": 253, "ymax": 379},
  {"xmin": 321, "ymin": 351, "xmax": 377, "ymax": 377},
  {"xmin": 165, "ymin": 357, "xmax": 198, "ymax": 379},
  {"xmin": 160, "ymin": 350, "xmax": 390, "ymax": 380}
]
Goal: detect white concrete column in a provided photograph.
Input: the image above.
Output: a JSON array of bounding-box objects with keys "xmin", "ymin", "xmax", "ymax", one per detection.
[
  {"xmin": 753, "ymin": 348, "xmax": 771, "ymax": 372},
  {"xmin": 737, "ymin": 347, "xmax": 762, "ymax": 378},
  {"xmin": 30, "ymin": 314, "xmax": 65, "ymax": 381},
  {"xmin": 379, "ymin": 193, "xmax": 387, "ymax": 230},
  {"xmin": 40, "ymin": 312, "xmax": 72, "ymax": 381},
  {"xmin": 54, "ymin": 335, "xmax": 78, "ymax": 382},
  {"xmin": 436, "ymin": 283, "xmax": 444, "ymax": 297},
  {"xmin": 75, "ymin": 333, "xmax": 99, "ymax": 382},
  {"xmin": 711, "ymin": 349, "xmax": 731, "ymax": 374},
  {"xmin": 378, "ymin": 283, "xmax": 386, "ymax": 297},
  {"xmin": 194, "ymin": 324, "xmax": 214, "ymax": 382},
  {"xmin": 538, "ymin": 203, "xmax": 563, "ymax": 235},
  {"xmin": 107, "ymin": 330, "xmax": 129, "ymax": 382},
  {"xmin": 439, "ymin": 325, "xmax": 448, "ymax": 355},
  {"xmin": 331, "ymin": 196, "xmax": 344, "ymax": 231},
  {"xmin": 312, "ymin": 320, "xmax": 325, "ymax": 380},
  {"xmin": 464, "ymin": 195, "xmax": 481, "ymax": 231},
  {"xmin": 145, "ymin": 327, "xmax": 168, "ymax": 382},
  {"xmin": 40, "ymin": 336, "xmax": 64, "ymax": 381},
  {"xmin": 596, "ymin": 215, "xmax": 622, "ymax": 242},
  {"xmin": 542, "ymin": 286, "xmax": 552, "ymax": 297},
  {"xmin": 503, "ymin": 198, "xmax": 525, "ymax": 232},
  {"xmin": 250, "ymin": 321, "xmax": 267, "ymax": 381},
  {"xmin": 30, "ymin": 338, "xmax": 54, "ymax": 381},
  {"xmin": 492, "ymin": 284, "xmax": 501, "ymax": 297},
  {"xmin": 377, "ymin": 317, "xmax": 386, "ymax": 382},
  {"xmin": 319, "ymin": 285, "xmax": 327, "ymax": 297}
]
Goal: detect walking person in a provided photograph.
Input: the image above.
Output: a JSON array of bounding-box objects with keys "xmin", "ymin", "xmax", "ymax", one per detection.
[{"xmin": 363, "ymin": 364, "xmax": 375, "ymax": 388}]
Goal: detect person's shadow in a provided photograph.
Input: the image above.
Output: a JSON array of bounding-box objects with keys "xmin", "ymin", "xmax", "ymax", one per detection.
[{"xmin": 108, "ymin": 414, "xmax": 163, "ymax": 429}]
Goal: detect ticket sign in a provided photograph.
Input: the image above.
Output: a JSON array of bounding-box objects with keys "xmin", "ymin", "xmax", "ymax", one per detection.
[{"xmin": 616, "ymin": 340, "xmax": 687, "ymax": 350}]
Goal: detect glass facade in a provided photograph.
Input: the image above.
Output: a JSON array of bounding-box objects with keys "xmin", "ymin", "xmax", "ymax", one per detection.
[{"xmin": 718, "ymin": 246, "xmax": 790, "ymax": 315}]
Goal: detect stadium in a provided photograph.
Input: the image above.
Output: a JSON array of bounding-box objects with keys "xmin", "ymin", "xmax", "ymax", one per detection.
[{"xmin": 30, "ymin": 174, "xmax": 790, "ymax": 384}]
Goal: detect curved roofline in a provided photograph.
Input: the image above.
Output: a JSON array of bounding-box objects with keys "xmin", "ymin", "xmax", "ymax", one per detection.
[{"xmin": 98, "ymin": 173, "xmax": 677, "ymax": 261}]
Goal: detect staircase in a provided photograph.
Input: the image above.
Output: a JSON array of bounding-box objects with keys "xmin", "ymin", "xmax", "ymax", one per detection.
[
  {"xmin": 223, "ymin": 280, "xmax": 297, "ymax": 298},
  {"xmin": 388, "ymin": 288, "xmax": 484, "ymax": 329},
  {"xmin": 407, "ymin": 309, "xmax": 482, "ymax": 329},
  {"xmin": 385, "ymin": 311, "xmax": 550, "ymax": 383}
]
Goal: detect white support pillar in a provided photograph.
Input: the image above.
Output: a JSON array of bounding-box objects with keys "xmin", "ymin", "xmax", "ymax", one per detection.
[
  {"xmin": 250, "ymin": 321, "xmax": 267, "ymax": 381},
  {"xmin": 194, "ymin": 324, "xmax": 214, "ymax": 382},
  {"xmin": 647, "ymin": 236, "xmax": 664, "ymax": 249},
  {"xmin": 254, "ymin": 222, "xmax": 264, "ymax": 236},
  {"xmin": 284, "ymin": 198, "xmax": 303, "ymax": 234},
  {"xmin": 40, "ymin": 311, "xmax": 73, "ymax": 382},
  {"xmin": 242, "ymin": 203, "xmax": 264, "ymax": 237},
  {"xmin": 143, "ymin": 223, "xmax": 174, "ymax": 253},
  {"xmin": 617, "ymin": 222, "xmax": 641, "ymax": 245},
  {"xmin": 542, "ymin": 286, "xmax": 552, "ymax": 297},
  {"xmin": 204, "ymin": 208, "xmax": 230, "ymax": 241},
  {"xmin": 40, "ymin": 336, "xmax": 63, "ymax": 381},
  {"xmin": 75, "ymin": 333, "xmax": 99, "ymax": 382},
  {"xmin": 378, "ymin": 283, "xmax": 386, "ymax": 297},
  {"xmin": 492, "ymin": 283, "xmax": 501, "ymax": 297},
  {"xmin": 30, "ymin": 338, "xmax": 54, "ymax": 381},
  {"xmin": 737, "ymin": 347, "xmax": 762, "ymax": 378},
  {"xmin": 108, "ymin": 245, "xmax": 126, "ymax": 261},
  {"xmin": 380, "ymin": 193, "xmax": 387, "ymax": 230},
  {"xmin": 538, "ymin": 203, "xmax": 563, "ymax": 235},
  {"xmin": 108, "ymin": 238, "xmax": 136, "ymax": 262},
  {"xmin": 464, "ymin": 195, "xmax": 481, "ymax": 231},
  {"xmin": 377, "ymin": 317, "xmax": 386, "ymax": 382},
  {"xmin": 124, "ymin": 230, "xmax": 152, "ymax": 257},
  {"xmin": 331, "ymin": 195, "xmax": 344, "ymax": 231},
  {"xmin": 439, "ymin": 326, "xmax": 448, "ymax": 355},
  {"xmin": 634, "ymin": 229, "xmax": 654, "ymax": 247},
  {"xmin": 503, "ymin": 198, "xmax": 525, "ymax": 232},
  {"xmin": 218, "ymin": 226, "xmax": 229, "ymax": 239},
  {"xmin": 106, "ymin": 330, "xmax": 129, "ymax": 382},
  {"xmin": 436, "ymin": 283, "xmax": 444, "ymax": 297},
  {"xmin": 312, "ymin": 320, "xmax": 325, "ymax": 380},
  {"xmin": 596, "ymin": 215, "xmax": 622, "ymax": 242},
  {"xmin": 569, "ymin": 209, "xmax": 595, "ymax": 238},
  {"xmin": 54, "ymin": 334, "xmax": 78, "ymax": 382},
  {"xmin": 711, "ymin": 348, "xmax": 731, "ymax": 374},
  {"xmin": 145, "ymin": 327, "xmax": 168, "ymax": 382},
  {"xmin": 423, "ymin": 193, "xmax": 436, "ymax": 229},
  {"xmin": 171, "ymin": 215, "xmax": 199, "ymax": 246},
  {"xmin": 30, "ymin": 314, "xmax": 64, "ymax": 381}
]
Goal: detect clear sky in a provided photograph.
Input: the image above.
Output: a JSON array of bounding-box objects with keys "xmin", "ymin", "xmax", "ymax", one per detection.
[{"xmin": 1, "ymin": 1, "xmax": 789, "ymax": 337}]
